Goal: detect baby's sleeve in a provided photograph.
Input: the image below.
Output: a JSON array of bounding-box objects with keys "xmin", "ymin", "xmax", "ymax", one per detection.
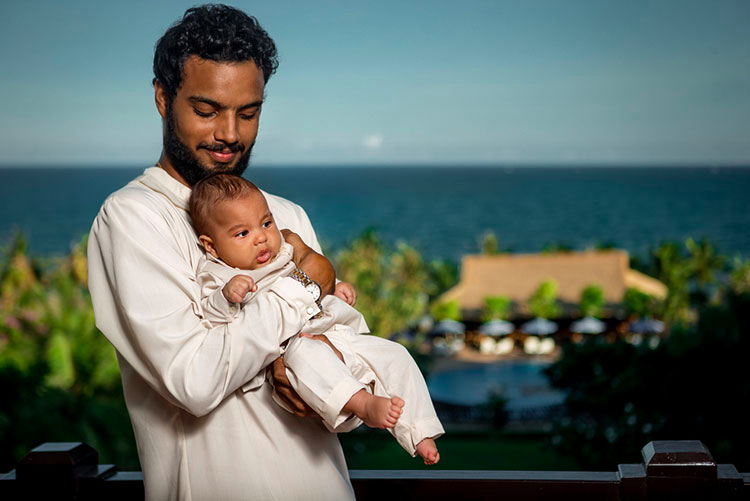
[{"xmin": 196, "ymin": 261, "xmax": 242, "ymax": 325}]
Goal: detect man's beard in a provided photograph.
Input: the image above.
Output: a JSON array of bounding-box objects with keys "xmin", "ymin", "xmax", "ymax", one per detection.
[{"xmin": 164, "ymin": 104, "xmax": 252, "ymax": 186}]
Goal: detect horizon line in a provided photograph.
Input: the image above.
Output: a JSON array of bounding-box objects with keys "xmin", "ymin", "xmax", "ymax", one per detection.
[{"xmin": 2, "ymin": 162, "xmax": 750, "ymax": 170}]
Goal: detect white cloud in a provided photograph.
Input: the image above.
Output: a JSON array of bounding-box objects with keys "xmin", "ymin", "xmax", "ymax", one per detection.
[{"xmin": 362, "ymin": 134, "xmax": 384, "ymax": 150}]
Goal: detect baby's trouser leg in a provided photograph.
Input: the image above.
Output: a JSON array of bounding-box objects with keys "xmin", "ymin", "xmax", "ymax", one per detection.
[
  {"xmin": 346, "ymin": 335, "xmax": 445, "ymax": 456},
  {"xmin": 281, "ymin": 334, "xmax": 365, "ymax": 431}
]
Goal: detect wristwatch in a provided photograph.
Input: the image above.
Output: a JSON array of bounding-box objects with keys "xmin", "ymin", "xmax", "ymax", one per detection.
[{"xmin": 289, "ymin": 267, "xmax": 323, "ymax": 312}]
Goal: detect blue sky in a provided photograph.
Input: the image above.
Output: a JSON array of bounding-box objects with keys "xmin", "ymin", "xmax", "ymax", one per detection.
[{"xmin": 1, "ymin": 0, "xmax": 749, "ymax": 166}]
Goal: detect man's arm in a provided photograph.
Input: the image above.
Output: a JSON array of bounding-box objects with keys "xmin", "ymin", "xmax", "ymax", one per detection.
[
  {"xmin": 88, "ymin": 194, "xmax": 319, "ymax": 417},
  {"xmin": 281, "ymin": 229, "xmax": 335, "ymax": 296}
]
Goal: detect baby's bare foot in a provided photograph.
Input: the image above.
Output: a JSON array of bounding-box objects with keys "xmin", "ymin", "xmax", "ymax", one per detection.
[
  {"xmin": 416, "ymin": 438, "xmax": 440, "ymax": 465},
  {"xmin": 345, "ymin": 391, "xmax": 404, "ymax": 429}
]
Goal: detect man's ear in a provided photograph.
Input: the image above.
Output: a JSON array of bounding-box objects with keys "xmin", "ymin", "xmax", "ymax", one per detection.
[
  {"xmin": 154, "ymin": 79, "xmax": 168, "ymax": 119},
  {"xmin": 199, "ymin": 235, "xmax": 219, "ymax": 258}
]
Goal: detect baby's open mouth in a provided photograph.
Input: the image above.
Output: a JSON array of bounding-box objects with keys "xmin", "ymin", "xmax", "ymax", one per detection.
[{"xmin": 256, "ymin": 249, "xmax": 271, "ymax": 264}]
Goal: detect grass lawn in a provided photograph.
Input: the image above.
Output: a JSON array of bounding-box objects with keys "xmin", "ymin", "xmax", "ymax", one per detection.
[{"xmin": 339, "ymin": 429, "xmax": 579, "ymax": 471}]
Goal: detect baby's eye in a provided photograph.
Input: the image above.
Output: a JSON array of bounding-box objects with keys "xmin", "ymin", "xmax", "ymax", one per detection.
[
  {"xmin": 262, "ymin": 220, "xmax": 273, "ymax": 228},
  {"xmin": 236, "ymin": 230, "xmax": 248, "ymax": 238}
]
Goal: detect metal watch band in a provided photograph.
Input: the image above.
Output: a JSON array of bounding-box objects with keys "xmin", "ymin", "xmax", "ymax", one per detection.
[{"xmin": 289, "ymin": 267, "xmax": 323, "ymax": 310}]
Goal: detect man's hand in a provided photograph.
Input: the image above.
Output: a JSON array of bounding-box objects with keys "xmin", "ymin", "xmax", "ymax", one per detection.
[
  {"xmin": 222, "ymin": 275, "xmax": 257, "ymax": 303},
  {"xmin": 334, "ymin": 282, "xmax": 357, "ymax": 305},
  {"xmin": 271, "ymin": 357, "xmax": 316, "ymax": 417},
  {"xmin": 298, "ymin": 333, "xmax": 344, "ymax": 362},
  {"xmin": 281, "ymin": 229, "xmax": 335, "ymax": 296}
]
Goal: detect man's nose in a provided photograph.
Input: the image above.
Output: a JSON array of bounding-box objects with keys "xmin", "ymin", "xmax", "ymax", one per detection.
[{"xmin": 214, "ymin": 114, "xmax": 239, "ymax": 145}]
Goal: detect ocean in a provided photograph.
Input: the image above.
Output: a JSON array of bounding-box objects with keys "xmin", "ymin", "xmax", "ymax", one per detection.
[{"xmin": 2, "ymin": 166, "xmax": 749, "ymax": 262}]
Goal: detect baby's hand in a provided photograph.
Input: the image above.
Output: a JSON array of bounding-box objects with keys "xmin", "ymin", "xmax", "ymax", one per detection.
[
  {"xmin": 222, "ymin": 275, "xmax": 257, "ymax": 304},
  {"xmin": 334, "ymin": 282, "xmax": 357, "ymax": 305}
]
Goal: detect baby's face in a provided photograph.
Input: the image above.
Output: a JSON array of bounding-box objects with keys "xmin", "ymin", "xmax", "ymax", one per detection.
[{"xmin": 204, "ymin": 192, "xmax": 282, "ymax": 270}]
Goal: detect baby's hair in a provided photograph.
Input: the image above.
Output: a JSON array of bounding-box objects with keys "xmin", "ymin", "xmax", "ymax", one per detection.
[{"xmin": 189, "ymin": 173, "xmax": 261, "ymax": 236}]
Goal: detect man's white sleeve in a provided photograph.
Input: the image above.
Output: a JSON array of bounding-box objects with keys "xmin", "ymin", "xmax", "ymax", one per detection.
[{"xmin": 88, "ymin": 194, "xmax": 319, "ymax": 417}]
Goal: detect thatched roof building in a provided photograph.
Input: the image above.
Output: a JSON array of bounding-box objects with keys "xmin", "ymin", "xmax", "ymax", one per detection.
[{"xmin": 438, "ymin": 250, "xmax": 666, "ymax": 319}]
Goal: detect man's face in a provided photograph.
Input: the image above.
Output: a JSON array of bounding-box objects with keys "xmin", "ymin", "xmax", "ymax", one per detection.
[
  {"xmin": 156, "ymin": 56, "xmax": 266, "ymax": 186},
  {"xmin": 202, "ymin": 191, "xmax": 282, "ymax": 270}
]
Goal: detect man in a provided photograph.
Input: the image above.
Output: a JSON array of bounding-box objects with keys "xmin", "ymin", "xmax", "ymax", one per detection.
[{"xmin": 88, "ymin": 5, "xmax": 355, "ymax": 500}]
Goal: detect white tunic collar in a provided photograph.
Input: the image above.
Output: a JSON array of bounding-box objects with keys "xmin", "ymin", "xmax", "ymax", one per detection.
[{"xmin": 138, "ymin": 166, "xmax": 192, "ymax": 211}]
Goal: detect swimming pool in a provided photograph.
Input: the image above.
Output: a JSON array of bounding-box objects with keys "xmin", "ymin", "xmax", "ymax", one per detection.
[{"xmin": 427, "ymin": 359, "xmax": 566, "ymax": 411}]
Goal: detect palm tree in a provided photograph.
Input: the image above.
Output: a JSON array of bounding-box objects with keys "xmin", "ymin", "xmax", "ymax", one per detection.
[
  {"xmin": 650, "ymin": 242, "xmax": 690, "ymax": 327},
  {"xmin": 579, "ymin": 284, "xmax": 605, "ymax": 318},
  {"xmin": 527, "ymin": 280, "xmax": 561, "ymax": 319},
  {"xmin": 685, "ymin": 237, "xmax": 724, "ymax": 287}
]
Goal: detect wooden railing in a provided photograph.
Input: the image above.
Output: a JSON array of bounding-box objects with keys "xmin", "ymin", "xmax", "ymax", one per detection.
[{"xmin": 2, "ymin": 440, "xmax": 748, "ymax": 499}]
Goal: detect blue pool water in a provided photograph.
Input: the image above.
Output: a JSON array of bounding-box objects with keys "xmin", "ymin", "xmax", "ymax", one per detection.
[{"xmin": 427, "ymin": 359, "xmax": 566, "ymax": 410}]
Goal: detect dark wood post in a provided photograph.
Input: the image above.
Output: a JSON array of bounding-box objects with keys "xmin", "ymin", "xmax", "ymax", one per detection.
[
  {"xmin": 618, "ymin": 440, "xmax": 744, "ymax": 500},
  {"xmin": 13, "ymin": 442, "xmax": 116, "ymax": 499}
]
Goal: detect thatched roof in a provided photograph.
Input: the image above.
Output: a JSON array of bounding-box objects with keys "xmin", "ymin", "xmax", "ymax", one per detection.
[{"xmin": 438, "ymin": 250, "xmax": 666, "ymax": 316}]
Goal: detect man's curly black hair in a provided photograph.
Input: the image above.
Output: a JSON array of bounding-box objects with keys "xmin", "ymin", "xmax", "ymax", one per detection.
[{"xmin": 153, "ymin": 4, "xmax": 279, "ymax": 100}]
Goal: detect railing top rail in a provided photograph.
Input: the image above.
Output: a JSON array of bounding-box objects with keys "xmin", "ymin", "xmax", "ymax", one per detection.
[{"xmin": 2, "ymin": 440, "xmax": 748, "ymax": 500}]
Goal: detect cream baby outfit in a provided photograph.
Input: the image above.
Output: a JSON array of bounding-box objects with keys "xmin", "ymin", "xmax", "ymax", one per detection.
[
  {"xmin": 88, "ymin": 167, "xmax": 354, "ymax": 500},
  {"xmin": 197, "ymin": 242, "xmax": 445, "ymax": 457}
]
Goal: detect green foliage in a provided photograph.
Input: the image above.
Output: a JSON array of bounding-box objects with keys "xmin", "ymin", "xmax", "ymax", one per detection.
[
  {"xmin": 339, "ymin": 430, "xmax": 578, "ymax": 470},
  {"xmin": 729, "ymin": 256, "xmax": 750, "ymax": 295},
  {"xmin": 479, "ymin": 231, "xmax": 499, "ymax": 255},
  {"xmin": 0, "ymin": 233, "xmax": 133, "ymax": 470},
  {"xmin": 685, "ymin": 237, "xmax": 723, "ymax": 286},
  {"xmin": 546, "ymin": 254, "xmax": 750, "ymax": 471},
  {"xmin": 541, "ymin": 242, "xmax": 574, "ymax": 253},
  {"xmin": 425, "ymin": 259, "xmax": 459, "ymax": 299},
  {"xmin": 430, "ymin": 300, "xmax": 461, "ymax": 322},
  {"xmin": 579, "ymin": 284, "xmax": 605, "ymax": 318},
  {"xmin": 527, "ymin": 280, "xmax": 561, "ymax": 319},
  {"xmin": 482, "ymin": 295, "xmax": 512, "ymax": 321},
  {"xmin": 622, "ymin": 288, "xmax": 656, "ymax": 318},
  {"xmin": 649, "ymin": 241, "xmax": 693, "ymax": 326},
  {"xmin": 335, "ymin": 229, "xmax": 432, "ymax": 337},
  {"xmin": 593, "ymin": 240, "xmax": 618, "ymax": 251}
]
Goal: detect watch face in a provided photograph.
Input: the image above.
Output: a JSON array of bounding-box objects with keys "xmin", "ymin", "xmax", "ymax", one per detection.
[{"xmin": 305, "ymin": 282, "xmax": 321, "ymax": 301}]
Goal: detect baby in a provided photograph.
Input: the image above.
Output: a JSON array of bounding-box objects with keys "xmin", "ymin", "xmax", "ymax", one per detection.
[{"xmin": 189, "ymin": 173, "xmax": 443, "ymax": 464}]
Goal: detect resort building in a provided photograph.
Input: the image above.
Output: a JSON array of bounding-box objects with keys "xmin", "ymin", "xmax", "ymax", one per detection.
[{"xmin": 438, "ymin": 249, "xmax": 666, "ymax": 320}]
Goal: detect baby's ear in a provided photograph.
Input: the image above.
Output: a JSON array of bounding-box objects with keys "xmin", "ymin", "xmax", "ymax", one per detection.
[{"xmin": 199, "ymin": 235, "xmax": 219, "ymax": 258}]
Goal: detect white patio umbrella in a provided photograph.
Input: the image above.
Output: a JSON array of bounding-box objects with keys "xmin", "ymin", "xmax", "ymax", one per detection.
[
  {"xmin": 520, "ymin": 317, "xmax": 558, "ymax": 336},
  {"xmin": 570, "ymin": 316, "xmax": 606, "ymax": 334},
  {"xmin": 628, "ymin": 317, "xmax": 665, "ymax": 334},
  {"xmin": 430, "ymin": 319, "xmax": 466, "ymax": 336},
  {"xmin": 478, "ymin": 319, "xmax": 515, "ymax": 336}
]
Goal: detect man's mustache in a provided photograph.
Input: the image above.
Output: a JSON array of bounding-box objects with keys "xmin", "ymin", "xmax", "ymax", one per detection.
[{"xmin": 199, "ymin": 142, "xmax": 245, "ymax": 153}]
